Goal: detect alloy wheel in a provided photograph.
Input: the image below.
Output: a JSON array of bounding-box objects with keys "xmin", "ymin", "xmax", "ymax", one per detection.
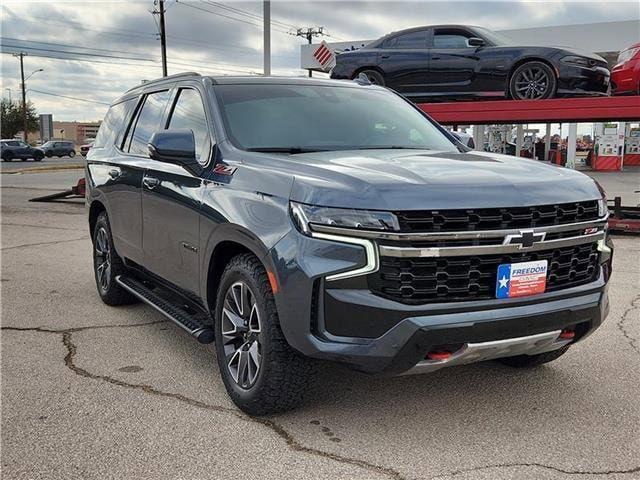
[
  {"xmin": 94, "ymin": 227, "xmax": 112, "ymax": 292},
  {"xmin": 221, "ymin": 281, "xmax": 262, "ymax": 389},
  {"xmin": 514, "ymin": 67, "xmax": 551, "ymax": 99}
]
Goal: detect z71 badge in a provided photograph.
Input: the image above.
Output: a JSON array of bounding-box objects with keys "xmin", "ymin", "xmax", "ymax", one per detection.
[{"xmin": 213, "ymin": 164, "xmax": 237, "ymax": 176}]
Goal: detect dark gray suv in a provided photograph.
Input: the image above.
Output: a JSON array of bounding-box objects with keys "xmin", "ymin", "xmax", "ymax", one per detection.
[{"xmin": 86, "ymin": 73, "xmax": 613, "ymax": 415}]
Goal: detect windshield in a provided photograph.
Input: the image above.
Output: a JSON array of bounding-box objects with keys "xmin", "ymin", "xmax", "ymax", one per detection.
[
  {"xmin": 214, "ymin": 84, "xmax": 457, "ymax": 153},
  {"xmin": 473, "ymin": 27, "xmax": 514, "ymax": 46}
]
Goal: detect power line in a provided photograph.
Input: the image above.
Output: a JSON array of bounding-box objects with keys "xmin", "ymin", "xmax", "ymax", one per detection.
[
  {"xmin": 201, "ymin": 1, "xmax": 298, "ymax": 30},
  {"xmin": 0, "ymin": 43, "xmax": 155, "ymax": 62},
  {"xmin": 28, "ymin": 89, "xmax": 111, "ymax": 105},
  {"xmin": 175, "ymin": 1, "xmax": 290, "ymax": 35},
  {"xmin": 0, "ymin": 37, "xmax": 156, "ymax": 58}
]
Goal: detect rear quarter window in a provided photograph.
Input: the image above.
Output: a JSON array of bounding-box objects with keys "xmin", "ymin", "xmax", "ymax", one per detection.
[{"xmin": 93, "ymin": 97, "xmax": 138, "ymax": 149}]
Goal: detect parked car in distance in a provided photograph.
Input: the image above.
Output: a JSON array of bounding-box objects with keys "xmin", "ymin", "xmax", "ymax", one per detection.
[
  {"xmin": 330, "ymin": 25, "xmax": 610, "ymax": 101},
  {"xmin": 611, "ymin": 42, "xmax": 640, "ymax": 95},
  {"xmin": 40, "ymin": 140, "xmax": 76, "ymax": 158},
  {"xmin": 0, "ymin": 139, "xmax": 44, "ymax": 161},
  {"xmin": 87, "ymin": 73, "xmax": 612, "ymax": 415},
  {"xmin": 80, "ymin": 140, "xmax": 94, "ymax": 157}
]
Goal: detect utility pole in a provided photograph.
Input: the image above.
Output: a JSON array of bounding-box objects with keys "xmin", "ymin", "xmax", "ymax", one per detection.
[
  {"xmin": 263, "ymin": 0, "xmax": 271, "ymax": 76},
  {"xmin": 13, "ymin": 52, "xmax": 28, "ymax": 141},
  {"xmin": 295, "ymin": 27, "xmax": 327, "ymax": 77},
  {"xmin": 153, "ymin": 0, "xmax": 168, "ymax": 77}
]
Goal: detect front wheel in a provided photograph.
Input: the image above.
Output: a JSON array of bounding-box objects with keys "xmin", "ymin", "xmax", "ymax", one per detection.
[
  {"xmin": 497, "ymin": 345, "xmax": 569, "ymax": 368},
  {"xmin": 45, "ymin": 151, "xmax": 53, "ymax": 158},
  {"xmin": 214, "ymin": 254, "xmax": 316, "ymax": 415},
  {"xmin": 509, "ymin": 61, "xmax": 557, "ymax": 100},
  {"xmin": 68, "ymin": 150, "xmax": 76, "ymax": 158}
]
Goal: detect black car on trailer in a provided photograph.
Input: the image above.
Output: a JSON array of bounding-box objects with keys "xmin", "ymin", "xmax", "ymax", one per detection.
[{"xmin": 330, "ymin": 25, "xmax": 610, "ymax": 101}]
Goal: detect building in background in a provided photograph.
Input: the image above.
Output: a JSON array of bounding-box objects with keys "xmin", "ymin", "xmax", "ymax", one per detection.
[{"xmin": 28, "ymin": 119, "xmax": 101, "ymax": 145}]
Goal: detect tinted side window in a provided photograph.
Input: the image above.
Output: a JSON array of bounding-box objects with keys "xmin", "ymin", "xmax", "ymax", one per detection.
[
  {"xmin": 167, "ymin": 89, "xmax": 211, "ymax": 163},
  {"xmin": 127, "ymin": 90, "xmax": 171, "ymax": 155},
  {"xmin": 385, "ymin": 30, "xmax": 426, "ymax": 49},
  {"xmin": 93, "ymin": 98, "xmax": 137, "ymax": 149},
  {"xmin": 433, "ymin": 30, "xmax": 472, "ymax": 48}
]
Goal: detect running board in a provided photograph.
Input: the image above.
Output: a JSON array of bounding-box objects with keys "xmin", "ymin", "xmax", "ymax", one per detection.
[{"xmin": 116, "ymin": 275, "xmax": 214, "ymax": 344}]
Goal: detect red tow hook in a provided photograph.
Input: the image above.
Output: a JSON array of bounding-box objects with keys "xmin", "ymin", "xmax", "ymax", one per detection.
[
  {"xmin": 559, "ymin": 329, "xmax": 576, "ymax": 340},
  {"xmin": 426, "ymin": 351, "xmax": 452, "ymax": 361}
]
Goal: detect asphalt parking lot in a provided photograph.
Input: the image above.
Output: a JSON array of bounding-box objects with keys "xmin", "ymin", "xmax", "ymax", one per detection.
[{"xmin": 1, "ymin": 169, "xmax": 639, "ymax": 480}]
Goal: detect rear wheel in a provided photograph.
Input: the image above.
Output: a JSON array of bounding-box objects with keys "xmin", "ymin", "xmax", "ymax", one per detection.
[
  {"xmin": 357, "ymin": 69, "xmax": 385, "ymax": 86},
  {"xmin": 92, "ymin": 212, "xmax": 137, "ymax": 306},
  {"xmin": 214, "ymin": 254, "xmax": 316, "ymax": 415},
  {"xmin": 45, "ymin": 151, "xmax": 53, "ymax": 158},
  {"xmin": 2, "ymin": 151, "xmax": 13, "ymax": 162},
  {"xmin": 497, "ymin": 346, "xmax": 569, "ymax": 368},
  {"xmin": 509, "ymin": 61, "xmax": 556, "ymax": 100}
]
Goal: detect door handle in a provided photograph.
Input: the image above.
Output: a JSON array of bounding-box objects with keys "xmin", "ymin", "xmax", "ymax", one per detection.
[
  {"xmin": 381, "ymin": 54, "xmax": 390, "ymax": 59},
  {"xmin": 143, "ymin": 176, "xmax": 160, "ymax": 189},
  {"xmin": 108, "ymin": 167, "xmax": 121, "ymax": 179},
  {"xmin": 432, "ymin": 56, "xmax": 441, "ymax": 60}
]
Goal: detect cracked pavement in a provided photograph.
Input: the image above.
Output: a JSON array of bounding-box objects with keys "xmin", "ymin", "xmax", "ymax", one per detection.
[{"xmin": 2, "ymin": 171, "xmax": 639, "ymax": 479}]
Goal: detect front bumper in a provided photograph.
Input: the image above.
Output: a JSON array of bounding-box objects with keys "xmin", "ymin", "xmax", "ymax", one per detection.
[
  {"xmin": 556, "ymin": 64, "xmax": 610, "ymax": 96},
  {"xmin": 268, "ymin": 227, "xmax": 612, "ymax": 375}
]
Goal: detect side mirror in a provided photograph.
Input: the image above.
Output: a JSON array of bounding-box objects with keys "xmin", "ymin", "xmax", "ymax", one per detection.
[
  {"xmin": 148, "ymin": 129, "xmax": 198, "ymax": 167},
  {"xmin": 468, "ymin": 37, "xmax": 485, "ymax": 47}
]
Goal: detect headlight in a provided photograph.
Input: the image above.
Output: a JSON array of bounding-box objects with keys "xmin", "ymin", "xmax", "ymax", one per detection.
[
  {"xmin": 597, "ymin": 198, "xmax": 607, "ymax": 218},
  {"xmin": 561, "ymin": 55, "xmax": 594, "ymax": 67},
  {"xmin": 616, "ymin": 47, "xmax": 640, "ymax": 66},
  {"xmin": 290, "ymin": 201, "xmax": 399, "ymax": 235}
]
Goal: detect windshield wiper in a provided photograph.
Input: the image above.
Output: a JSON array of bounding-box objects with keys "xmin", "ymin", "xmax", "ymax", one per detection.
[{"xmin": 246, "ymin": 147, "xmax": 329, "ymax": 154}]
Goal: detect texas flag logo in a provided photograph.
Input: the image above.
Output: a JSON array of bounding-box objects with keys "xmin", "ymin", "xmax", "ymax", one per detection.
[{"xmin": 496, "ymin": 260, "xmax": 548, "ymax": 299}]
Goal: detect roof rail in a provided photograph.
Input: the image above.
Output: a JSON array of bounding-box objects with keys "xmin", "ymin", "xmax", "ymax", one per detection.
[{"xmin": 126, "ymin": 72, "xmax": 201, "ymax": 92}]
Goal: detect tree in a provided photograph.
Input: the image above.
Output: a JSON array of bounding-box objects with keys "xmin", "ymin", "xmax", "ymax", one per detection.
[{"xmin": 0, "ymin": 99, "xmax": 39, "ymax": 140}]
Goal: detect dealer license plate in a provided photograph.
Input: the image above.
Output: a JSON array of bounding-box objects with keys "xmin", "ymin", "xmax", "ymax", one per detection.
[{"xmin": 496, "ymin": 260, "xmax": 548, "ymax": 299}]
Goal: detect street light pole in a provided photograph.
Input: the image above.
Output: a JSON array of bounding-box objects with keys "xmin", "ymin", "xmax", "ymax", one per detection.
[{"xmin": 159, "ymin": 0, "xmax": 168, "ymax": 77}]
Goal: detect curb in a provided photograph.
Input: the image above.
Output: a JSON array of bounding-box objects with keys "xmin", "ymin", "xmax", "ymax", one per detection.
[{"xmin": 2, "ymin": 165, "xmax": 84, "ymax": 174}]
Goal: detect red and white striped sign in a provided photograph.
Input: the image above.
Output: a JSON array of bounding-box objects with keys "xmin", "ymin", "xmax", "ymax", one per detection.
[{"xmin": 312, "ymin": 41, "xmax": 335, "ymax": 71}]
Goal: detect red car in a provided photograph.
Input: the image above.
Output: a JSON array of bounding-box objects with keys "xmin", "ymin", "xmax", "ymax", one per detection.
[
  {"xmin": 80, "ymin": 141, "xmax": 94, "ymax": 157},
  {"xmin": 611, "ymin": 42, "xmax": 640, "ymax": 95}
]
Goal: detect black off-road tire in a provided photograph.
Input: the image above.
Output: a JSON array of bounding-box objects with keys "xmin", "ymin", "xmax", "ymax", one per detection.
[
  {"xmin": 509, "ymin": 61, "xmax": 557, "ymax": 100},
  {"xmin": 214, "ymin": 253, "xmax": 316, "ymax": 415},
  {"xmin": 357, "ymin": 69, "xmax": 385, "ymax": 86},
  {"xmin": 45, "ymin": 151, "xmax": 53, "ymax": 158},
  {"xmin": 497, "ymin": 345, "xmax": 569, "ymax": 368},
  {"xmin": 92, "ymin": 211, "xmax": 137, "ymax": 306}
]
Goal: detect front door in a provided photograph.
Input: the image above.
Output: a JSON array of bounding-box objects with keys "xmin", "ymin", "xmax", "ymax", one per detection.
[
  {"xmin": 427, "ymin": 28, "xmax": 482, "ymax": 95},
  {"xmin": 142, "ymin": 86, "xmax": 213, "ymax": 295}
]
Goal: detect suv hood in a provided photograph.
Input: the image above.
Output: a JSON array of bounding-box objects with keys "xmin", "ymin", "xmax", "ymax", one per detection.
[{"xmin": 286, "ymin": 149, "xmax": 601, "ymax": 210}]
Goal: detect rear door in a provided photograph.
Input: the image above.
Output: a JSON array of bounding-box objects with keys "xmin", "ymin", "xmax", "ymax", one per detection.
[
  {"xmin": 427, "ymin": 27, "xmax": 482, "ymax": 94},
  {"xmin": 87, "ymin": 96, "xmax": 143, "ymax": 263},
  {"xmin": 378, "ymin": 29, "xmax": 429, "ymax": 96},
  {"xmin": 141, "ymin": 85, "xmax": 212, "ymax": 295}
]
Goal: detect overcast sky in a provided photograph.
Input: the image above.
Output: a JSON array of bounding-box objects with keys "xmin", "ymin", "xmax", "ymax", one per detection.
[{"xmin": 1, "ymin": 0, "xmax": 638, "ymax": 122}]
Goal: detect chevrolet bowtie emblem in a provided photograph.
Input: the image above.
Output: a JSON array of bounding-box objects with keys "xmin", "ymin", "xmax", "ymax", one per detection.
[{"xmin": 503, "ymin": 229, "xmax": 546, "ymax": 249}]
